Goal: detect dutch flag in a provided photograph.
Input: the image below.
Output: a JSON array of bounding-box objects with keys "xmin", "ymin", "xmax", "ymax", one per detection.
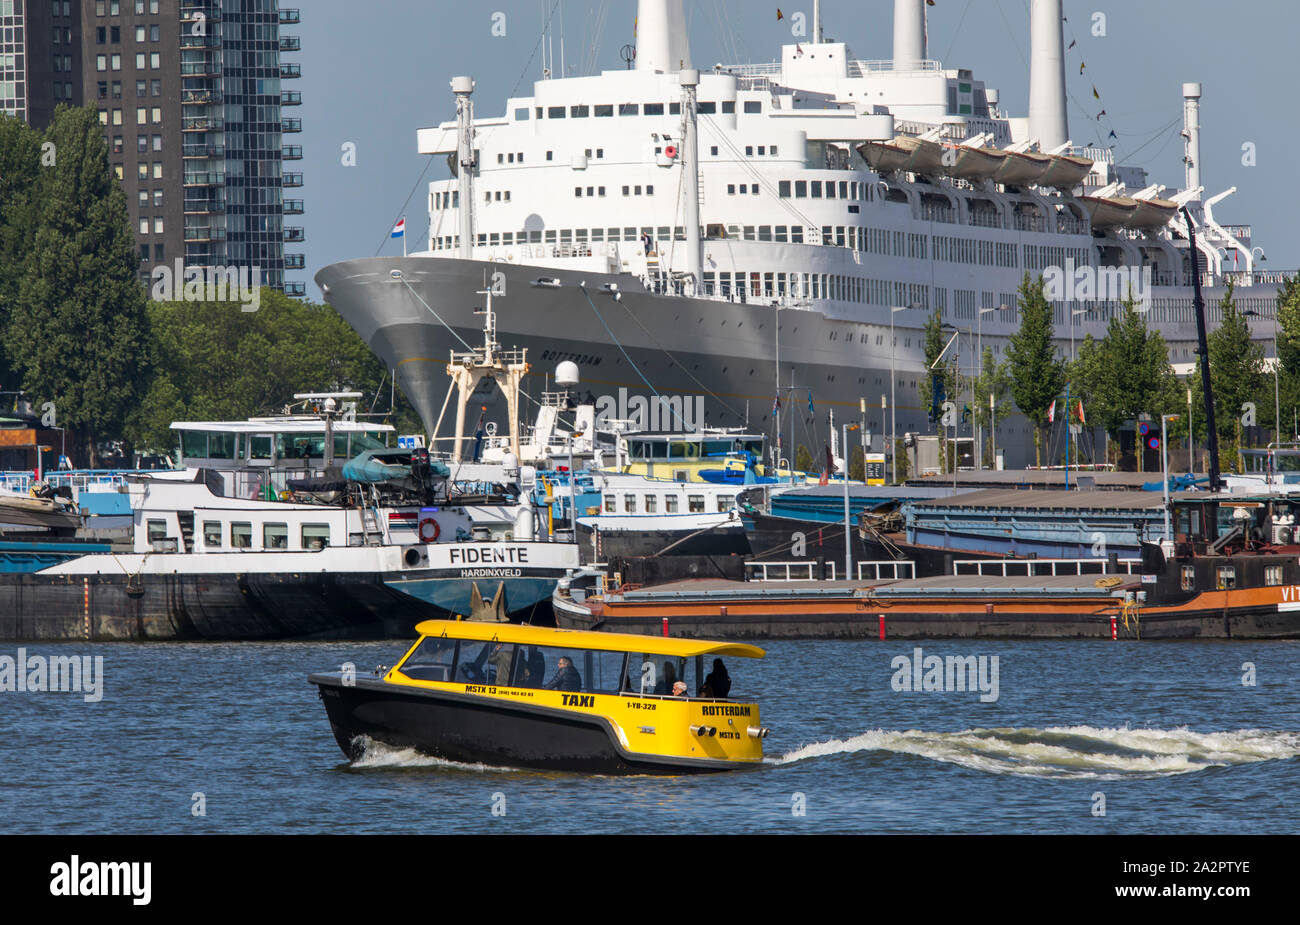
[{"xmin": 391, "ymin": 217, "xmax": 406, "ymax": 238}]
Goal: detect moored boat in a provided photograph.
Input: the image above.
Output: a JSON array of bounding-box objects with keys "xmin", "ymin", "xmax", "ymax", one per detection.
[{"xmin": 310, "ymin": 619, "xmax": 768, "ymax": 773}]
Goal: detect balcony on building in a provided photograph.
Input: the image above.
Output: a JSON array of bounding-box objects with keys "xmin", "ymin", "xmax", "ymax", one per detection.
[
  {"xmin": 284, "ymin": 254, "xmax": 306, "ymax": 270},
  {"xmin": 181, "ymin": 2, "xmax": 223, "ymax": 23},
  {"xmin": 282, "ymin": 145, "xmax": 303, "ymax": 160},
  {"xmin": 183, "ymin": 170, "xmax": 226, "ymax": 188},
  {"xmin": 282, "ymin": 172, "xmax": 303, "ymax": 188},
  {"xmin": 184, "ymin": 197, "xmax": 226, "ymax": 214},
  {"xmin": 284, "ymin": 227, "xmax": 305, "ymax": 243},
  {"xmin": 181, "ymin": 54, "xmax": 223, "ymax": 78},
  {"xmin": 182, "ymin": 113, "xmax": 224, "ymax": 132},
  {"xmin": 182, "ymin": 142, "xmax": 225, "ymax": 159},
  {"xmin": 283, "ymin": 199, "xmax": 304, "ymax": 215},
  {"xmin": 184, "ymin": 225, "xmax": 227, "ymax": 243},
  {"xmin": 281, "ymin": 90, "xmax": 302, "ymax": 107},
  {"xmin": 284, "ymin": 282, "xmax": 307, "ymax": 298},
  {"xmin": 181, "ymin": 88, "xmax": 223, "ymax": 106},
  {"xmin": 281, "ymin": 118, "xmax": 302, "ymax": 134},
  {"xmin": 279, "ymin": 63, "xmax": 301, "ymax": 79},
  {"xmin": 279, "ymin": 8, "xmax": 300, "ymax": 24},
  {"xmin": 279, "ymin": 35, "xmax": 301, "ymax": 52}
]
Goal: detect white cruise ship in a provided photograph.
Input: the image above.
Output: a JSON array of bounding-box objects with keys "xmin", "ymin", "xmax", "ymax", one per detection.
[{"xmin": 316, "ymin": 0, "xmax": 1289, "ymax": 470}]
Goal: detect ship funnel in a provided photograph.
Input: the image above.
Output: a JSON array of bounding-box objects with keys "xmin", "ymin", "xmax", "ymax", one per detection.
[
  {"xmin": 892, "ymin": 0, "xmax": 926, "ymax": 70},
  {"xmin": 635, "ymin": 0, "xmax": 691, "ymax": 73},
  {"xmin": 1183, "ymin": 82, "xmax": 1202, "ymax": 200},
  {"xmin": 1028, "ymin": 0, "xmax": 1068, "ymax": 151}
]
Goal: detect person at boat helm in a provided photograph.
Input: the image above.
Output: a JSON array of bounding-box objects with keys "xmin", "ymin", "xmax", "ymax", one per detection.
[
  {"xmin": 491, "ymin": 643, "xmax": 514, "ymax": 686},
  {"xmin": 702, "ymin": 659, "xmax": 731, "ymax": 698},
  {"xmin": 544, "ymin": 656, "xmax": 582, "ymax": 692},
  {"xmin": 671, "ymin": 681, "xmax": 688, "ymax": 697}
]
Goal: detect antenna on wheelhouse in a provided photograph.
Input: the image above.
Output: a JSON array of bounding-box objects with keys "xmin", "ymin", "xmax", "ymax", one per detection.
[{"xmin": 451, "ymin": 76, "xmax": 477, "ymax": 259}]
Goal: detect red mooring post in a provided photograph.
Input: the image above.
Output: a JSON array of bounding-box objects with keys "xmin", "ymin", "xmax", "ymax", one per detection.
[
  {"xmin": 1110, "ymin": 615, "xmax": 1118, "ymax": 640},
  {"xmin": 878, "ymin": 614, "xmax": 886, "ymax": 640},
  {"xmin": 662, "ymin": 617, "xmax": 669, "ymax": 637}
]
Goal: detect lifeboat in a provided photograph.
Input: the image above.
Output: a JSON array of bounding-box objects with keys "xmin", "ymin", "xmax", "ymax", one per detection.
[
  {"xmin": 1126, "ymin": 196, "xmax": 1179, "ymax": 229},
  {"xmin": 1079, "ymin": 195, "xmax": 1140, "ymax": 229},
  {"xmin": 310, "ymin": 619, "xmax": 769, "ymax": 773},
  {"xmin": 890, "ymin": 136, "xmax": 947, "ymax": 175},
  {"xmin": 946, "ymin": 144, "xmax": 1009, "ymax": 182},
  {"xmin": 1038, "ymin": 152, "xmax": 1093, "ymax": 189},
  {"xmin": 991, "ymin": 149, "xmax": 1051, "ymax": 186},
  {"xmin": 856, "ymin": 139, "xmax": 912, "ymax": 174}
]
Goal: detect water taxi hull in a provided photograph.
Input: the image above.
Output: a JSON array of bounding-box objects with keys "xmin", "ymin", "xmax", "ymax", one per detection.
[{"xmin": 310, "ymin": 674, "xmax": 753, "ymax": 774}]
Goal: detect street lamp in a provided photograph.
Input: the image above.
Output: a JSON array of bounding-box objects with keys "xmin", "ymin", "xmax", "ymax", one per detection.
[
  {"xmin": 1161, "ymin": 414, "xmax": 1180, "ymax": 545},
  {"xmin": 842, "ymin": 421, "xmax": 859, "ymax": 580},
  {"xmin": 888, "ymin": 305, "xmax": 913, "ymax": 483}
]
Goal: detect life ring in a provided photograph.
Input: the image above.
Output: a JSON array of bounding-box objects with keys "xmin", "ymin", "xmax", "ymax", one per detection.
[
  {"xmin": 418, "ymin": 517, "xmax": 440, "ymax": 542},
  {"xmin": 664, "ymin": 144, "xmax": 678, "ymax": 159}
]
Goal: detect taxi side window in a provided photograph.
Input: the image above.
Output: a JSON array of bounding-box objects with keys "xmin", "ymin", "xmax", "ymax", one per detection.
[{"xmin": 400, "ymin": 637, "xmax": 457, "ymax": 682}]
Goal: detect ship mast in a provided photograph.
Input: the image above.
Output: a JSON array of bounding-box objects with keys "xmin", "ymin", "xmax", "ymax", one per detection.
[
  {"xmin": 452, "ymin": 75, "xmax": 476, "ymax": 258},
  {"xmin": 679, "ymin": 68, "xmax": 702, "ymax": 294}
]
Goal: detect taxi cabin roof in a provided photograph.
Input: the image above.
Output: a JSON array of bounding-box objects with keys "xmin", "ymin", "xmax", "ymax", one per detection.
[{"xmin": 413, "ymin": 620, "xmax": 765, "ymax": 659}]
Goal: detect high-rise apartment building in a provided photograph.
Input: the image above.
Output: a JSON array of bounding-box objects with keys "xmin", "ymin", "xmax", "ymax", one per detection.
[{"xmin": 3, "ymin": 0, "xmax": 303, "ymax": 296}]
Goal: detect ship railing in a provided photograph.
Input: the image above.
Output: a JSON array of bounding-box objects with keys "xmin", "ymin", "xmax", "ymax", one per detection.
[
  {"xmin": 857, "ymin": 560, "xmax": 915, "ymax": 581},
  {"xmin": 952, "ymin": 558, "xmax": 1142, "ymax": 577},
  {"xmin": 849, "ymin": 59, "xmax": 944, "ymax": 75},
  {"xmin": 746, "ymin": 560, "xmax": 833, "ymax": 581},
  {"xmin": 1, "ymin": 470, "xmax": 147, "ymax": 495}
]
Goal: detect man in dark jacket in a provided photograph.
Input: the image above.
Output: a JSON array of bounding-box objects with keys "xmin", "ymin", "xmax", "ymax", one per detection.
[
  {"xmin": 545, "ymin": 656, "xmax": 582, "ymax": 692},
  {"xmin": 703, "ymin": 658, "xmax": 731, "ymax": 698}
]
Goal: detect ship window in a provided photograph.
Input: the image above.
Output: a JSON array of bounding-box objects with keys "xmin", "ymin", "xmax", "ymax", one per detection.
[
  {"xmin": 644, "ymin": 103, "xmax": 664, "ymax": 116},
  {"xmin": 623, "ymin": 227, "xmax": 637, "ymax": 240},
  {"xmin": 208, "ymin": 431, "xmax": 235, "ymax": 459},
  {"xmin": 546, "ymin": 150, "xmax": 553, "ymax": 160},
  {"xmin": 302, "ymin": 524, "xmax": 330, "ymax": 550},
  {"xmin": 775, "ymin": 226, "xmax": 788, "ymax": 242},
  {"xmin": 794, "ymin": 180, "xmax": 806, "ymax": 198},
  {"xmin": 619, "ymin": 103, "xmax": 639, "ymax": 116},
  {"xmin": 264, "ymin": 523, "xmax": 289, "ymax": 549},
  {"xmin": 721, "ymin": 101, "xmax": 735, "ymax": 114},
  {"xmin": 1216, "ymin": 566, "xmax": 1236, "ymax": 590},
  {"xmin": 744, "ymin": 101, "xmax": 761, "ymax": 113},
  {"xmin": 399, "ymin": 636, "xmax": 458, "ymax": 683},
  {"xmin": 771, "ymin": 145, "xmax": 778, "ymax": 156},
  {"xmin": 594, "ymin": 104, "xmax": 613, "ymax": 117},
  {"xmin": 644, "ymin": 495, "xmax": 657, "ymax": 513},
  {"xmin": 670, "ymin": 102, "xmax": 680, "ymax": 114},
  {"xmin": 779, "ymin": 180, "xmax": 791, "ymax": 197},
  {"xmin": 688, "ymin": 494, "xmax": 705, "ymax": 513},
  {"xmin": 745, "ymin": 145, "xmax": 753, "ymax": 156},
  {"xmin": 671, "ymin": 441, "xmax": 700, "ymax": 459},
  {"xmin": 514, "ymin": 107, "xmax": 529, "ymax": 120},
  {"xmin": 535, "ymin": 107, "xmax": 542, "ymax": 119},
  {"xmin": 759, "ymin": 226, "xmax": 772, "ymax": 241},
  {"xmin": 604, "ymin": 494, "xmax": 616, "ymax": 513},
  {"xmin": 665, "ymin": 495, "xmax": 680, "ymax": 513},
  {"xmin": 570, "ymin": 104, "xmax": 589, "ymax": 117},
  {"xmin": 825, "ymin": 182, "xmax": 836, "ymax": 199},
  {"xmin": 647, "ymin": 185, "xmax": 654, "ymax": 195},
  {"xmin": 180, "ymin": 431, "xmax": 208, "ymax": 458},
  {"xmin": 202, "ymin": 521, "xmax": 222, "ymax": 547},
  {"xmin": 791, "ymin": 226, "xmax": 804, "ymax": 243},
  {"xmin": 1266, "ymin": 565, "xmax": 1283, "ymax": 586},
  {"xmin": 810, "ymin": 181, "xmax": 822, "ymax": 198},
  {"xmin": 624, "ymin": 494, "xmax": 636, "ymax": 513},
  {"xmin": 718, "ymin": 495, "xmax": 735, "ymax": 513},
  {"xmin": 727, "ymin": 184, "xmax": 735, "ymax": 195},
  {"xmin": 231, "ymin": 522, "xmax": 252, "ymax": 549},
  {"xmin": 147, "ymin": 519, "xmax": 168, "ymax": 543},
  {"xmin": 698, "ymin": 102, "xmax": 716, "ymax": 114},
  {"xmin": 547, "ymin": 106, "xmax": 565, "ymax": 119},
  {"xmin": 757, "ymin": 146, "xmax": 766, "ymax": 156},
  {"xmin": 575, "ymin": 187, "xmax": 582, "ymax": 197}
]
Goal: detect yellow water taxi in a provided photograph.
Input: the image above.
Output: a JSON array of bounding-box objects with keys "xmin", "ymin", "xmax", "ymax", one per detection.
[{"xmin": 309, "ymin": 620, "xmax": 768, "ymax": 773}]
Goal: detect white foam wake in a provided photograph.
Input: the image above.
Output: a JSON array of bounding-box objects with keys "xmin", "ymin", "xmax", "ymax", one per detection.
[
  {"xmin": 347, "ymin": 736, "xmax": 517, "ymax": 773},
  {"xmin": 771, "ymin": 726, "xmax": 1300, "ymax": 779}
]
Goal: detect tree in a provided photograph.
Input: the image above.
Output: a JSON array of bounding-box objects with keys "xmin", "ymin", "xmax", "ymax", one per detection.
[
  {"xmin": 0, "ymin": 113, "xmax": 42, "ymax": 394},
  {"xmin": 794, "ymin": 443, "xmax": 814, "ymax": 474},
  {"xmin": 4, "ymin": 105, "xmax": 150, "ymax": 464},
  {"xmin": 127, "ymin": 289, "xmax": 421, "ymax": 451},
  {"xmin": 1006, "ymin": 273, "xmax": 1065, "ymax": 466},
  {"xmin": 1206, "ymin": 278, "xmax": 1265, "ymax": 470},
  {"xmin": 972, "ymin": 345, "xmax": 1011, "ymax": 465}
]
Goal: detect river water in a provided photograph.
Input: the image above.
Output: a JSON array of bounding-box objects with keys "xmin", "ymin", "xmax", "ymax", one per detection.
[{"xmin": 2, "ymin": 638, "xmax": 1297, "ymax": 834}]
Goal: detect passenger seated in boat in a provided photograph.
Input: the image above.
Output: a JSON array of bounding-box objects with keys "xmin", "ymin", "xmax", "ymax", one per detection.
[
  {"xmin": 671, "ymin": 681, "xmax": 688, "ymax": 697},
  {"xmin": 703, "ymin": 659, "xmax": 731, "ymax": 698},
  {"xmin": 544, "ymin": 656, "xmax": 582, "ymax": 692}
]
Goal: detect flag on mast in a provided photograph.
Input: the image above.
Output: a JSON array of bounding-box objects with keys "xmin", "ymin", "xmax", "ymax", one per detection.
[
  {"xmin": 1077, "ymin": 400, "xmax": 1086, "ymax": 425},
  {"xmin": 1048, "ymin": 399, "xmax": 1056, "ymax": 423}
]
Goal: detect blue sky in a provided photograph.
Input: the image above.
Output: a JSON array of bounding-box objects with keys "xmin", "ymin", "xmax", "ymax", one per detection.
[{"xmin": 295, "ymin": 0, "xmax": 1298, "ymax": 292}]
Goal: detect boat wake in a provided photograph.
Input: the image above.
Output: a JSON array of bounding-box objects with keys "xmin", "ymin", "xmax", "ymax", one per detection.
[
  {"xmin": 346, "ymin": 737, "xmax": 518, "ymax": 773},
  {"xmin": 772, "ymin": 726, "xmax": 1300, "ymax": 779}
]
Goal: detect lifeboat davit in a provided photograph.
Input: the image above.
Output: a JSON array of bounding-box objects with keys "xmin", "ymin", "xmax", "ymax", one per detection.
[{"xmin": 1080, "ymin": 195, "xmax": 1140, "ymax": 229}]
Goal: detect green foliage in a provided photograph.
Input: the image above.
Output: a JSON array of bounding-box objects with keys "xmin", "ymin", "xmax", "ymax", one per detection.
[
  {"xmin": 919, "ymin": 307, "xmax": 949, "ymax": 420},
  {"xmin": 127, "ymin": 289, "xmax": 421, "ymax": 450},
  {"xmin": 1205, "ymin": 279, "xmax": 1265, "ymax": 448},
  {"xmin": 1006, "ymin": 273, "xmax": 1065, "ymax": 465},
  {"xmin": 1068, "ymin": 296, "xmax": 1179, "ymax": 439},
  {"xmin": 1275, "ymin": 272, "xmax": 1300, "ymax": 377},
  {"xmin": 794, "ymin": 443, "xmax": 814, "ymax": 473},
  {"xmin": 847, "ymin": 444, "xmax": 864, "ymax": 481},
  {"xmin": 0, "ymin": 114, "xmax": 42, "ymax": 390},
  {"xmin": 4, "ymin": 105, "xmax": 150, "ymax": 463}
]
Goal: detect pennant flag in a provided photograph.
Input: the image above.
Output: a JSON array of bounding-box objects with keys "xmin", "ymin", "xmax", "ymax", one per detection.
[
  {"xmin": 773, "ymin": 394, "xmax": 781, "ymax": 414},
  {"xmin": 776, "ymin": 8, "xmax": 783, "ymax": 20},
  {"xmin": 1092, "ymin": 86, "xmax": 1100, "ymax": 99},
  {"xmin": 795, "ymin": 43, "xmax": 803, "ymax": 55},
  {"xmin": 391, "ymin": 217, "xmax": 406, "ymax": 238},
  {"xmin": 1108, "ymin": 129, "xmax": 1117, "ymax": 140},
  {"xmin": 927, "ymin": 0, "xmax": 936, "ymax": 6},
  {"xmin": 807, "ymin": 391, "xmax": 815, "ymax": 415},
  {"xmin": 1076, "ymin": 400, "xmax": 1086, "ymax": 425},
  {"xmin": 1079, "ymin": 62, "xmax": 1085, "ymax": 74},
  {"xmin": 1068, "ymin": 39, "xmax": 1076, "ymax": 49},
  {"xmin": 1096, "ymin": 110, "xmax": 1106, "ymax": 119},
  {"xmin": 826, "ymin": 444, "xmax": 838, "ymax": 475},
  {"xmin": 1048, "ymin": 399, "xmax": 1057, "ymax": 423}
]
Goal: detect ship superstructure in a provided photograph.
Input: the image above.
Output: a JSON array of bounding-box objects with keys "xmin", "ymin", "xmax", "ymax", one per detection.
[{"xmin": 317, "ymin": 0, "xmax": 1289, "ymax": 469}]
